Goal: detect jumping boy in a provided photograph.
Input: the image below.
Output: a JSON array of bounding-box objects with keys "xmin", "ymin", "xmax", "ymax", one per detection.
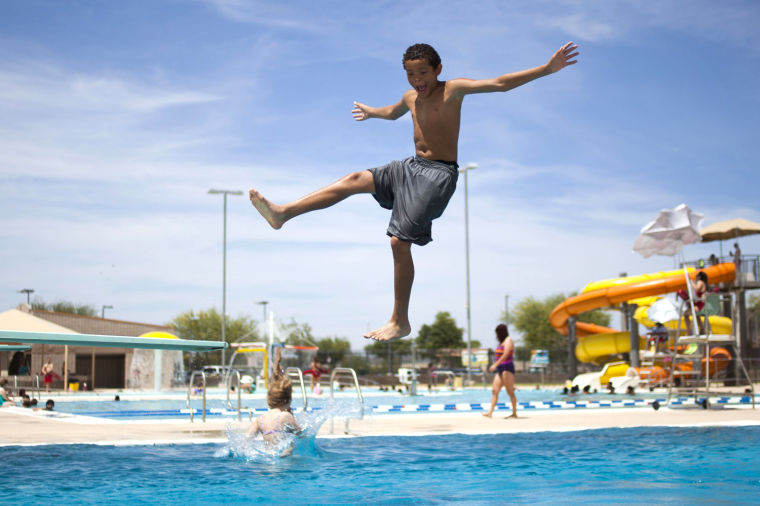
[{"xmin": 249, "ymin": 41, "xmax": 579, "ymax": 342}]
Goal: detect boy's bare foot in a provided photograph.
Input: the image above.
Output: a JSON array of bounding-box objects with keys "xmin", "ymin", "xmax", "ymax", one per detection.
[
  {"xmin": 363, "ymin": 321, "xmax": 411, "ymax": 342},
  {"xmin": 249, "ymin": 188, "xmax": 286, "ymax": 229},
  {"xmin": 481, "ymin": 412, "xmax": 493, "ymax": 418},
  {"xmin": 505, "ymin": 413, "xmax": 518, "ymax": 419}
]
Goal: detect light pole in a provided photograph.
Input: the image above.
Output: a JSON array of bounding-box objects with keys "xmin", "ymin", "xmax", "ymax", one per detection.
[
  {"xmin": 257, "ymin": 300, "xmax": 269, "ymax": 345},
  {"xmin": 459, "ymin": 162, "xmax": 477, "ymax": 385},
  {"xmin": 208, "ymin": 188, "xmax": 243, "ymax": 366},
  {"xmin": 101, "ymin": 305, "xmax": 113, "ymax": 319},
  {"xmin": 18, "ymin": 288, "xmax": 34, "ymax": 306}
]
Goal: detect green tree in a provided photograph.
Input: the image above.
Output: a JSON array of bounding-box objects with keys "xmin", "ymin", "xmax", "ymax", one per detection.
[
  {"xmin": 32, "ymin": 299, "xmax": 96, "ymax": 316},
  {"xmin": 170, "ymin": 308, "xmax": 258, "ymax": 369},
  {"xmin": 511, "ymin": 293, "xmax": 611, "ymax": 371},
  {"xmin": 416, "ymin": 311, "xmax": 465, "ymax": 354},
  {"xmin": 315, "ymin": 336, "xmax": 351, "ymax": 365}
]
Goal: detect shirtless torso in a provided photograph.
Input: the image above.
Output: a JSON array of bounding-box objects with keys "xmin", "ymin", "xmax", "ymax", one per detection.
[{"xmin": 403, "ymin": 82, "xmax": 463, "ymax": 161}]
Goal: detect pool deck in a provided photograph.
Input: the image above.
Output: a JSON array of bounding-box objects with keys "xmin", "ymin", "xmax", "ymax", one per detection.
[{"xmin": 2, "ymin": 403, "xmax": 759, "ymax": 446}]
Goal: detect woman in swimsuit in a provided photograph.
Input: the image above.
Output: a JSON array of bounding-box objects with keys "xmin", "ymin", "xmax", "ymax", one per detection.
[
  {"xmin": 483, "ymin": 323, "xmax": 518, "ymax": 419},
  {"xmin": 246, "ymin": 348, "xmax": 302, "ymax": 456}
]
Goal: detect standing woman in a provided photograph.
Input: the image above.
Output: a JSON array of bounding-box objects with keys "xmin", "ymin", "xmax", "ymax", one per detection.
[{"xmin": 483, "ymin": 323, "xmax": 517, "ymax": 418}]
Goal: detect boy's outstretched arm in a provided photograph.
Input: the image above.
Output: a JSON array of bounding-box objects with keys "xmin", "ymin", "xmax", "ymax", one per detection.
[
  {"xmin": 352, "ymin": 93, "xmax": 410, "ymax": 121},
  {"xmin": 449, "ymin": 41, "xmax": 579, "ymax": 98}
]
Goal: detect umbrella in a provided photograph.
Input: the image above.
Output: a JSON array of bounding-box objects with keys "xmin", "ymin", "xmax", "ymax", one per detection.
[
  {"xmin": 647, "ymin": 298, "xmax": 680, "ymax": 324},
  {"xmin": 633, "ymin": 203, "xmax": 703, "ymax": 258},
  {"xmin": 700, "ymin": 218, "xmax": 760, "ymax": 242}
]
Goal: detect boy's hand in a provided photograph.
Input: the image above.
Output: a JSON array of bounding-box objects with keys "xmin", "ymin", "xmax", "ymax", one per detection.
[
  {"xmin": 547, "ymin": 41, "xmax": 579, "ymax": 73},
  {"xmin": 352, "ymin": 101, "xmax": 370, "ymax": 121}
]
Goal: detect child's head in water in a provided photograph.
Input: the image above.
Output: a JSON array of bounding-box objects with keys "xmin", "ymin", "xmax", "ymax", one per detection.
[{"xmin": 267, "ymin": 348, "xmax": 292, "ymax": 410}]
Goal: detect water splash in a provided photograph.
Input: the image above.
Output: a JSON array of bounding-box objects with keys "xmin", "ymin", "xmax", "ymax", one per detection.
[{"xmin": 218, "ymin": 398, "xmax": 365, "ymax": 461}]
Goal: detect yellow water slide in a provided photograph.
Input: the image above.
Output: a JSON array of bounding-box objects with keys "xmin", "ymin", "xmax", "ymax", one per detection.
[{"xmin": 549, "ymin": 263, "xmax": 736, "ymax": 363}]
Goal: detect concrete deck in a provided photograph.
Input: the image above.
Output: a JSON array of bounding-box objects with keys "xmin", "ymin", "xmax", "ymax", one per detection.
[{"xmin": 2, "ymin": 404, "xmax": 759, "ymax": 446}]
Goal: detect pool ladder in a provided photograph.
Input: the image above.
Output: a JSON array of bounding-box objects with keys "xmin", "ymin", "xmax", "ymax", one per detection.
[
  {"xmin": 186, "ymin": 371, "xmax": 207, "ymax": 422},
  {"xmin": 329, "ymin": 367, "xmax": 365, "ymax": 435}
]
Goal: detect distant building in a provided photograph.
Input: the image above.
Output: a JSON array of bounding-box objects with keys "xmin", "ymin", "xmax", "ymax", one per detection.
[{"xmin": 0, "ymin": 304, "xmax": 183, "ymax": 390}]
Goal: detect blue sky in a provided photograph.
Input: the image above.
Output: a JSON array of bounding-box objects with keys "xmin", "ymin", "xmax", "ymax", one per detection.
[{"xmin": 2, "ymin": 0, "xmax": 759, "ymax": 351}]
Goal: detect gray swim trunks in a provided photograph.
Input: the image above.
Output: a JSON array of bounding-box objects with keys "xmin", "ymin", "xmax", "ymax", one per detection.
[{"xmin": 369, "ymin": 156, "xmax": 459, "ymax": 246}]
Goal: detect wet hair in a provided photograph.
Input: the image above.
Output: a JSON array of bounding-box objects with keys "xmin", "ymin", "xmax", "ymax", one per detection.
[
  {"xmin": 495, "ymin": 323, "xmax": 509, "ymax": 343},
  {"xmin": 696, "ymin": 271, "xmax": 708, "ymax": 283},
  {"xmin": 403, "ymin": 43, "xmax": 441, "ymax": 69},
  {"xmin": 267, "ymin": 348, "xmax": 292, "ymax": 409},
  {"xmin": 45, "ymin": 399, "xmax": 54, "ymax": 410}
]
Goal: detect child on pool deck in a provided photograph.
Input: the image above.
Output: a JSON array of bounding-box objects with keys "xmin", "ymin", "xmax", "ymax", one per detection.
[
  {"xmin": 249, "ymin": 41, "xmax": 579, "ymax": 342},
  {"xmin": 246, "ymin": 348, "xmax": 302, "ymax": 455}
]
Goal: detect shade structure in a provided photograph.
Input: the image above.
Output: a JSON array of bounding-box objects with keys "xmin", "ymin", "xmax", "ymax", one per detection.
[
  {"xmin": 0, "ymin": 344, "xmax": 32, "ymax": 351},
  {"xmin": 633, "ymin": 203, "xmax": 703, "ymax": 258},
  {"xmin": 0, "ymin": 330, "xmax": 227, "ymax": 351},
  {"xmin": 700, "ymin": 218, "xmax": 760, "ymax": 242}
]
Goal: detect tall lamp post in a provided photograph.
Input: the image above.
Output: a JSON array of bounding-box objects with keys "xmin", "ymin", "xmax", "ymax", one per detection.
[
  {"xmin": 101, "ymin": 305, "xmax": 113, "ymax": 319},
  {"xmin": 208, "ymin": 188, "xmax": 243, "ymax": 366},
  {"xmin": 18, "ymin": 288, "xmax": 34, "ymax": 306},
  {"xmin": 256, "ymin": 300, "xmax": 269, "ymax": 343},
  {"xmin": 459, "ymin": 163, "xmax": 477, "ymax": 385}
]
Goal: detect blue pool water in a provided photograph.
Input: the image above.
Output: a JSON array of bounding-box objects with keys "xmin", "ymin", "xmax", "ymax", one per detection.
[
  {"xmin": 51, "ymin": 388, "xmax": 680, "ymax": 419},
  {"xmin": 2, "ymin": 426, "xmax": 759, "ymax": 503}
]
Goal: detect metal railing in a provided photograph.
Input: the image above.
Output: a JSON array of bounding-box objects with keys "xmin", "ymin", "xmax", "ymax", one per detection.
[
  {"xmin": 285, "ymin": 367, "xmax": 308, "ymax": 411},
  {"xmin": 186, "ymin": 371, "xmax": 207, "ymax": 422},
  {"xmin": 329, "ymin": 368, "xmax": 364, "ymax": 435},
  {"xmin": 225, "ymin": 370, "xmax": 243, "ymax": 421}
]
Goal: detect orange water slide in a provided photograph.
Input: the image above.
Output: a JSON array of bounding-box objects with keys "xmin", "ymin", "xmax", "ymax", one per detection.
[{"xmin": 549, "ymin": 263, "xmax": 736, "ymax": 335}]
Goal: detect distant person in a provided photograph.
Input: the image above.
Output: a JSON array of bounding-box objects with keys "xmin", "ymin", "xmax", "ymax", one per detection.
[
  {"xmin": 44, "ymin": 399, "xmax": 55, "ymax": 411},
  {"xmin": 483, "ymin": 323, "xmax": 517, "ymax": 419},
  {"xmin": 0, "ymin": 378, "xmax": 15, "ymax": 407},
  {"xmin": 708, "ymin": 253, "xmax": 718, "ymax": 266},
  {"xmin": 246, "ymin": 348, "xmax": 302, "ymax": 457},
  {"xmin": 683, "ymin": 271, "xmax": 708, "ymax": 335},
  {"xmin": 427, "ymin": 362, "xmax": 436, "ymax": 392},
  {"xmin": 606, "ymin": 381, "xmax": 615, "ymax": 394},
  {"xmin": 303, "ymin": 357, "xmax": 329, "ymax": 393},
  {"xmin": 733, "ymin": 243, "xmax": 741, "ymax": 270},
  {"xmin": 41, "ymin": 358, "xmax": 61, "ymax": 392}
]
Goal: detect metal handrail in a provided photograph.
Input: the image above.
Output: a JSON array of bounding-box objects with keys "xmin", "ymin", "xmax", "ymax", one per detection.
[
  {"xmin": 434, "ymin": 370, "xmax": 457, "ymax": 390},
  {"xmin": 285, "ymin": 367, "xmax": 308, "ymax": 410},
  {"xmin": 186, "ymin": 371, "xmax": 207, "ymax": 422},
  {"xmin": 225, "ymin": 370, "xmax": 243, "ymax": 421},
  {"xmin": 34, "ymin": 374, "xmax": 40, "ymax": 400},
  {"xmin": 329, "ymin": 367, "xmax": 364, "ymax": 434}
]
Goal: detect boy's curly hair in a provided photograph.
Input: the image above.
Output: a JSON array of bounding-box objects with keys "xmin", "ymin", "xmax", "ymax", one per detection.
[
  {"xmin": 403, "ymin": 43, "xmax": 441, "ymax": 69},
  {"xmin": 267, "ymin": 347, "xmax": 292, "ymax": 409}
]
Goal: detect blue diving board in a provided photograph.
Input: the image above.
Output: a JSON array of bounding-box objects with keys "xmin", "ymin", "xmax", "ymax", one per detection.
[{"xmin": 0, "ymin": 330, "xmax": 227, "ymax": 351}]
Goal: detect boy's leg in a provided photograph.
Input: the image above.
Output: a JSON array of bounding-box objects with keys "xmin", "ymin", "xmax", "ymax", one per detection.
[
  {"xmin": 249, "ymin": 170, "xmax": 375, "ymax": 229},
  {"xmin": 365, "ymin": 236, "xmax": 413, "ymax": 341}
]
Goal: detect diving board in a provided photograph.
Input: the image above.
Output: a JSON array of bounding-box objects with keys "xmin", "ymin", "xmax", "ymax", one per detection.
[{"xmin": 0, "ymin": 330, "xmax": 227, "ymax": 351}]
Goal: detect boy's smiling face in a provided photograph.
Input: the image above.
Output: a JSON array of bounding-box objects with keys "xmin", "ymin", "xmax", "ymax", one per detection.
[{"xmin": 404, "ymin": 59, "xmax": 442, "ymax": 98}]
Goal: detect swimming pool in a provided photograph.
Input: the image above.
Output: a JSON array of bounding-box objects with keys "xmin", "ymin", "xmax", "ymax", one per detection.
[
  {"xmin": 2, "ymin": 426, "xmax": 759, "ymax": 503},
  {"xmin": 49, "ymin": 388, "xmax": 756, "ymax": 420}
]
